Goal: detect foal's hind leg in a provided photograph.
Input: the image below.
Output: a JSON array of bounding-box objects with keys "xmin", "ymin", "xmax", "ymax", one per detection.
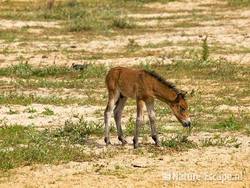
[
  {"xmin": 104, "ymin": 90, "xmax": 119, "ymax": 145},
  {"xmin": 145, "ymin": 99, "xmax": 160, "ymax": 146},
  {"xmin": 114, "ymin": 95, "xmax": 127, "ymax": 145}
]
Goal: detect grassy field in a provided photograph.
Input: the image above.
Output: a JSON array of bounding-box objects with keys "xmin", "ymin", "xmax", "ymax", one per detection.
[{"xmin": 0, "ymin": 0, "xmax": 249, "ymax": 187}]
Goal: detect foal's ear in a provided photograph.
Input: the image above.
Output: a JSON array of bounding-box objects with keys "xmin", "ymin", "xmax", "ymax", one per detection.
[
  {"xmin": 175, "ymin": 91, "xmax": 187, "ymax": 102},
  {"xmin": 179, "ymin": 90, "xmax": 188, "ymax": 98}
]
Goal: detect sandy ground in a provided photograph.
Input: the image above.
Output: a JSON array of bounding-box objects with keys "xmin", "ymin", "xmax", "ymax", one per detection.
[
  {"xmin": 0, "ymin": 19, "xmax": 61, "ymax": 29},
  {"xmin": 0, "ymin": 0, "xmax": 250, "ymax": 67},
  {"xmin": 0, "ymin": 104, "xmax": 103, "ymax": 127},
  {"xmin": 0, "ymin": 0, "xmax": 250, "ymax": 187},
  {"xmin": 0, "ymin": 133, "xmax": 249, "ymax": 188}
]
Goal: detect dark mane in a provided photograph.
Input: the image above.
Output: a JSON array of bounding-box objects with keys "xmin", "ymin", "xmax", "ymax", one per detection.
[{"xmin": 144, "ymin": 70, "xmax": 181, "ymax": 94}]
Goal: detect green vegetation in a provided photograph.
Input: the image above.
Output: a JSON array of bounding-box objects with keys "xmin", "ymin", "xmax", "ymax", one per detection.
[
  {"xmin": 0, "ymin": 0, "xmax": 175, "ymax": 33},
  {"xmin": 7, "ymin": 108, "xmax": 19, "ymax": 115},
  {"xmin": 126, "ymin": 38, "xmax": 141, "ymax": 52},
  {"xmin": 0, "ymin": 92, "xmax": 106, "ymax": 106},
  {"xmin": 0, "ymin": 125, "xmax": 87, "ymax": 170},
  {"xmin": 0, "ymin": 58, "xmax": 248, "ymax": 129},
  {"xmin": 0, "ymin": 63, "xmax": 107, "ymax": 79},
  {"xmin": 140, "ymin": 58, "xmax": 246, "ymax": 82},
  {"xmin": 64, "ymin": 8, "xmax": 115, "ymax": 32},
  {"xmin": 0, "ymin": 93, "xmax": 82, "ymax": 106},
  {"xmin": 211, "ymin": 115, "xmax": 243, "ymax": 131},
  {"xmin": 125, "ymin": 116, "xmax": 136, "ymax": 135},
  {"xmin": 201, "ymin": 134, "xmax": 241, "ymax": 148},
  {"xmin": 0, "ymin": 119, "xmax": 104, "ymax": 171},
  {"xmin": 97, "ymin": 165, "xmax": 132, "ymax": 178},
  {"xmin": 0, "ymin": 0, "xmax": 249, "ymax": 182},
  {"xmin": 42, "ymin": 107, "xmax": 55, "ymax": 116},
  {"xmin": 12, "ymin": 77, "xmax": 102, "ymax": 89},
  {"xmin": 0, "ymin": 63, "xmax": 72, "ymax": 78},
  {"xmin": 112, "ymin": 17, "xmax": 135, "ymax": 29},
  {"xmin": 78, "ymin": 64, "xmax": 107, "ymax": 79},
  {"xmin": 228, "ymin": 0, "xmax": 250, "ymax": 6},
  {"xmin": 24, "ymin": 107, "xmax": 37, "ymax": 113},
  {"xmin": 0, "ymin": 122, "xmax": 242, "ymax": 171},
  {"xmin": 0, "ymin": 30, "xmax": 17, "ymax": 42},
  {"xmin": 161, "ymin": 134, "xmax": 197, "ymax": 150},
  {"xmin": 173, "ymin": 21, "xmax": 201, "ymax": 28},
  {"xmin": 54, "ymin": 116, "xmax": 103, "ymax": 143},
  {"xmin": 201, "ymin": 36, "xmax": 209, "ymax": 62}
]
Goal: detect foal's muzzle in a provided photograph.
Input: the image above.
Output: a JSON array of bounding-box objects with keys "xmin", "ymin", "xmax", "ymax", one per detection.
[{"xmin": 182, "ymin": 118, "xmax": 191, "ymax": 128}]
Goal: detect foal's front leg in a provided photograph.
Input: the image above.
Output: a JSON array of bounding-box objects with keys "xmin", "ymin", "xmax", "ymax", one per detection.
[
  {"xmin": 133, "ymin": 99, "xmax": 144, "ymax": 149},
  {"xmin": 146, "ymin": 100, "xmax": 160, "ymax": 146}
]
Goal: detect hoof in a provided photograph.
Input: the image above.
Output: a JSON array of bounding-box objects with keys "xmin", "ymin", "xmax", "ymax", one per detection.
[
  {"xmin": 121, "ymin": 140, "xmax": 127, "ymax": 146},
  {"xmin": 155, "ymin": 142, "xmax": 161, "ymax": 147},
  {"xmin": 134, "ymin": 145, "xmax": 139, "ymax": 149},
  {"xmin": 152, "ymin": 135, "xmax": 160, "ymax": 147},
  {"xmin": 133, "ymin": 144, "xmax": 139, "ymax": 149},
  {"xmin": 104, "ymin": 137, "xmax": 111, "ymax": 146},
  {"xmin": 133, "ymin": 138, "xmax": 139, "ymax": 149},
  {"xmin": 118, "ymin": 136, "xmax": 127, "ymax": 146}
]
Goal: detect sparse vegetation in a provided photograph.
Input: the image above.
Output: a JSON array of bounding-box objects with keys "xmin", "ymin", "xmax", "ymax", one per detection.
[
  {"xmin": 0, "ymin": 63, "xmax": 72, "ymax": 78},
  {"xmin": 42, "ymin": 107, "xmax": 54, "ymax": 116},
  {"xmin": 78, "ymin": 64, "xmax": 107, "ymax": 79},
  {"xmin": 112, "ymin": 17, "xmax": 135, "ymax": 29},
  {"xmin": 125, "ymin": 116, "xmax": 136, "ymax": 135},
  {"xmin": 0, "ymin": 63, "xmax": 107, "ymax": 79},
  {"xmin": 127, "ymin": 38, "xmax": 141, "ymax": 52},
  {"xmin": 228, "ymin": 0, "xmax": 250, "ymax": 6},
  {"xmin": 0, "ymin": 93, "xmax": 83, "ymax": 106},
  {"xmin": 0, "ymin": 92, "xmax": 106, "ymax": 106},
  {"xmin": 24, "ymin": 107, "xmax": 37, "ymax": 113},
  {"xmin": 0, "ymin": 0, "xmax": 249, "ymax": 186},
  {"xmin": 53, "ymin": 116, "xmax": 103, "ymax": 144},
  {"xmin": 0, "ymin": 0, "xmax": 149, "ymax": 33},
  {"xmin": 201, "ymin": 134, "xmax": 241, "ymax": 148},
  {"xmin": 173, "ymin": 21, "xmax": 201, "ymax": 28},
  {"xmin": 7, "ymin": 108, "xmax": 19, "ymax": 115},
  {"xmin": 0, "ymin": 119, "xmax": 104, "ymax": 170},
  {"xmin": 201, "ymin": 36, "xmax": 209, "ymax": 62},
  {"xmin": 0, "ymin": 125, "xmax": 85, "ymax": 170},
  {"xmin": 211, "ymin": 115, "xmax": 243, "ymax": 131},
  {"xmin": 161, "ymin": 134, "xmax": 197, "ymax": 150},
  {"xmin": 97, "ymin": 165, "xmax": 132, "ymax": 178},
  {"xmin": 164, "ymin": 57, "xmax": 246, "ymax": 81}
]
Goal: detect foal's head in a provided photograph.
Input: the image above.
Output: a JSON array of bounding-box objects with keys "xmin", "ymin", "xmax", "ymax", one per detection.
[{"xmin": 170, "ymin": 91, "xmax": 191, "ymax": 127}]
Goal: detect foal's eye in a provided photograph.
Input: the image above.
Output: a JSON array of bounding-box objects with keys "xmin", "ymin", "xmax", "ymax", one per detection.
[{"xmin": 180, "ymin": 107, "xmax": 186, "ymax": 113}]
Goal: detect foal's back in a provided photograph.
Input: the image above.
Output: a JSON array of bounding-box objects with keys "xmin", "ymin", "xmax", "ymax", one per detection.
[{"xmin": 106, "ymin": 67, "xmax": 153, "ymax": 99}]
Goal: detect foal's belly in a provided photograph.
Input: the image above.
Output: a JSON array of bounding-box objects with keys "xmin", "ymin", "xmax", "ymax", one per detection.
[
  {"xmin": 117, "ymin": 69, "xmax": 145, "ymax": 99},
  {"xmin": 119, "ymin": 86, "xmax": 137, "ymax": 99}
]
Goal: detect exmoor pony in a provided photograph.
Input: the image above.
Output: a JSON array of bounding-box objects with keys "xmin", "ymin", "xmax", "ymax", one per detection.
[{"xmin": 104, "ymin": 67, "xmax": 191, "ymax": 148}]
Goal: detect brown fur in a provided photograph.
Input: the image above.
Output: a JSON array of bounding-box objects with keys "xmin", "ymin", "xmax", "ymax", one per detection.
[
  {"xmin": 104, "ymin": 67, "xmax": 191, "ymax": 148},
  {"xmin": 47, "ymin": 0, "xmax": 55, "ymax": 9}
]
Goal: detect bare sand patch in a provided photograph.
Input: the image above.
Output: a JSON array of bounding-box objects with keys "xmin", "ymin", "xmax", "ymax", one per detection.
[
  {"xmin": 213, "ymin": 53, "xmax": 250, "ymax": 65},
  {"xmin": 0, "ymin": 104, "xmax": 103, "ymax": 127},
  {"xmin": 0, "ymin": 19, "xmax": 61, "ymax": 29},
  {"xmin": 128, "ymin": 12, "xmax": 189, "ymax": 19},
  {"xmin": 215, "ymin": 104, "xmax": 250, "ymax": 113}
]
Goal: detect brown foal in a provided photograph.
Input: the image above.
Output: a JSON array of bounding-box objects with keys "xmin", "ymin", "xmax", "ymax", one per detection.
[{"xmin": 104, "ymin": 67, "xmax": 191, "ymax": 148}]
